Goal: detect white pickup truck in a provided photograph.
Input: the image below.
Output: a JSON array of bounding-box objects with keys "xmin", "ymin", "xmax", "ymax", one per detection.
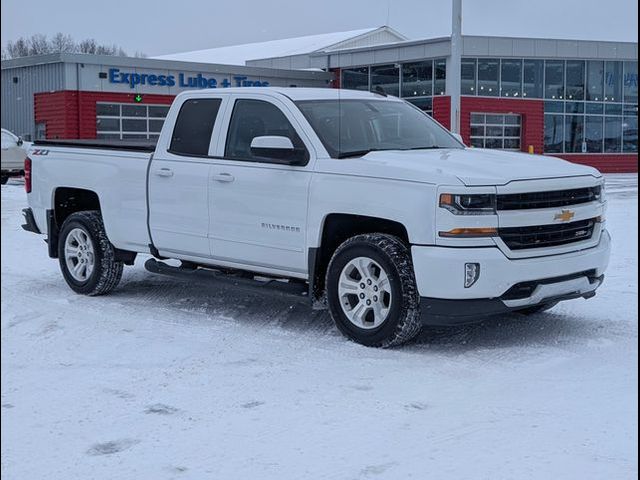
[{"xmin": 22, "ymin": 87, "xmax": 610, "ymax": 347}]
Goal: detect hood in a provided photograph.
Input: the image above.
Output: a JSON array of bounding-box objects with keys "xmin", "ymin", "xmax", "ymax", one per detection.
[{"xmin": 316, "ymin": 148, "xmax": 602, "ymax": 186}]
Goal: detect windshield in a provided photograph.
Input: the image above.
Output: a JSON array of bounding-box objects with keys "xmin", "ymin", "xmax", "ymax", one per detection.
[{"xmin": 295, "ymin": 99, "xmax": 463, "ymax": 158}]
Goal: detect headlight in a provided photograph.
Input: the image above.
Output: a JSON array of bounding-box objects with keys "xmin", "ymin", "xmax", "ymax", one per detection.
[
  {"xmin": 598, "ymin": 182, "xmax": 606, "ymax": 203},
  {"xmin": 439, "ymin": 193, "xmax": 496, "ymax": 215}
]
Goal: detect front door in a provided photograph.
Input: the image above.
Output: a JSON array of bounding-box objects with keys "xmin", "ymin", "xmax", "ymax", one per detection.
[
  {"xmin": 208, "ymin": 96, "xmax": 313, "ymax": 275},
  {"xmin": 148, "ymin": 96, "xmax": 226, "ymax": 258}
]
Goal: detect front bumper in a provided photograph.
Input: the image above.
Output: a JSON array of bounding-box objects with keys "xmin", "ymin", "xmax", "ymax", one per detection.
[{"xmin": 412, "ymin": 230, "xmax": 611, "ymax": 325}]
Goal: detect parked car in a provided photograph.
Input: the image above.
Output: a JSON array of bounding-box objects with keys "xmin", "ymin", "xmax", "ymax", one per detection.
[
  {"xmin": 21, "ymin": 88, "xmax": 610, "ymax": 347},
  {"xmin": 1, "ymin": 128, "xmax": 28, "ymax": 184}
]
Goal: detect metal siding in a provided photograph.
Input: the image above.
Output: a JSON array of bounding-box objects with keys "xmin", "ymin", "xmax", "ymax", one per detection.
[
  {"xmin": 512, "ymin": 39, "xmax": 536, "ymax": 57},
  {"xmin": 577, "ymin": 41, "xmax": 599, "ymax": 58},
  {"xmin": 488, "ymin": 37, "xmax": 514, "ymax": 57},
  {"xmin": 373, "ymin": 48, "xmax": 400, "ymax": 64},
  {"xmin": 1, "ymin": 62, "xmax": 65, "ymax": 139},
  {"xmin": 556, "ymin": 40, "xmax": 580, "ymax": 58},
  {"xmin": 534, "ymin": 39, "xmax": 557, "ymax": 57},
  {"xmin": 463, "ymin": 37, "xmax": 490, "ymax": 56},
  {"xmin": 399, "ymin": 44, "xmax": 429, "ymax": 61}
]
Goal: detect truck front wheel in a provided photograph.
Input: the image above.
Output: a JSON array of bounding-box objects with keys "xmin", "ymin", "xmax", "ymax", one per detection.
[
  {"xmin": 325, "ymin": 234, "xmax": 421, "ymax": 347},
  {"xmin": 58, "ymin": 211, "xmax": 123, "ymax": 296}
]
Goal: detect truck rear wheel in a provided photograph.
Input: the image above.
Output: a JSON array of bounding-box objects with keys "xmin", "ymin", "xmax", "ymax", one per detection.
[
  {"xmin": 58, "ymin": 211, "xmax": 123, "ymax": 296},
  {"xmin": 325, "ymin": 233, "xmax": 421, "ymax": 348}
]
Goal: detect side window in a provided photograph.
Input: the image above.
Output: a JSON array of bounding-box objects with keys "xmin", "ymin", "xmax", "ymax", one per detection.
[
  {"xmin": 225, "ymin": 99, "xmax": 308, "ymax": 163},
  {"xmin": 169, "ymin": 98, "xmax": 222, "ymax": 156}
]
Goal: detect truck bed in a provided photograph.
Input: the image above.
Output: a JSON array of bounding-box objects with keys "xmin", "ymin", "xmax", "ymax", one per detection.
[{"xmin": 27, "ymin": 140, "xmax": 154, "ymax": 253}]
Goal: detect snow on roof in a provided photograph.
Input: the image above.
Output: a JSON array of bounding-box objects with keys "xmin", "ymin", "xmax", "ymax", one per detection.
[{"xmin": 153, "ymin": 28, "xmax": 382, "ymax": 66}]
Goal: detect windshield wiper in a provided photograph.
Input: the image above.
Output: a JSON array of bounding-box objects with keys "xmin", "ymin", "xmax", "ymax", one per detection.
[{"xmin": 337, "ymin": 148, "xmax": 384, "ymax": 159}]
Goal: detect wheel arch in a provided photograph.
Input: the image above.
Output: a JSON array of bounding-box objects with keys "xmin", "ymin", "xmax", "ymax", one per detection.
[
  {"xmin": 48, "ymin": 187, "xmax": 136, "ymax": 264},
  {"xmin": 309, "ymin": 213, "xmax": 410, "ymax": 304}
]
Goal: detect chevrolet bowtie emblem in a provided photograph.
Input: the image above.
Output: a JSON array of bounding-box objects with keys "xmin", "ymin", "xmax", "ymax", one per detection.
[{"xmin": 554, "ymin": 209, "xmax": 575, "ymax": 222}]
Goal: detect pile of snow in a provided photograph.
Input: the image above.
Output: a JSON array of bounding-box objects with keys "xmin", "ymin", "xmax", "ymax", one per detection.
[{"xmin": 1, "ymin": 175, "xmax": 637, "ymax": 479}]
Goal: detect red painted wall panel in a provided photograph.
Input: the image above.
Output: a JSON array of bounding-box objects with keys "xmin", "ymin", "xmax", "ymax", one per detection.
[
  {"xmin": 460, "ymin": 96, "xmax": 544, "ymax": 154},
  {"xmin": 35, "ymin": 90, "xmax": 175, "ymax": 140},
  {"xmin": 432, "ymin": 96, "xmax": 451, "ymax": 130},
  {"xmin": 554, "ymin": 154, "xmax": 638, "ymax": 173}
]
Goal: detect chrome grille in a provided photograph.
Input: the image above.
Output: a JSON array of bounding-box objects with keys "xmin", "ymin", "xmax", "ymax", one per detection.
[
  {"xmin": 497, "ymin": 186, "xmax": 601, "ymax": 211},
  {"xmin": 499, "ymin": 218, "xmax": 597, "ymax": 250}
]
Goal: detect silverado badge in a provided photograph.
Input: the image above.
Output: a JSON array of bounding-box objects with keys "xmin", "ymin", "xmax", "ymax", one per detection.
[{"xmin": 554, "ymin": 209, "xmax": 575, "ymax": 222}]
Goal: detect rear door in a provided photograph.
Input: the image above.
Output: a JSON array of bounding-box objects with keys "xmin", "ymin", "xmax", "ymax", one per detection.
[
  {"xmin": 208, "ymin": 94, "xmax": 314, "ymax": 275},
  {"xmin": 148, "ymin": 95, "xmax": 227, "ymax": 258}
]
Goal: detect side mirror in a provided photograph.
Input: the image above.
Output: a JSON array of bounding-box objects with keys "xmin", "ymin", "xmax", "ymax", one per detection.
[
  {"xmin": 17, "ymin": 137, "xmax": 23, "ymax": 147},
  {"xmin": 250, "ymin": 136, "xmax": 306, "ymax": 165},
  {"xmin": 451, "ymin": 132, "xmax": 465, "ymax": 145}
]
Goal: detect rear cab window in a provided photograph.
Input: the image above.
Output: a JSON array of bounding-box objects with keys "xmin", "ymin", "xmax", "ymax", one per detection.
[{"xmin": 169, "ymin": 98, "xmax": 222, "ymax": 156}]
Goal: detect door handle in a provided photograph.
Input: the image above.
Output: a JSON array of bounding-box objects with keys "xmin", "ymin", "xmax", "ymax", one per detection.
[
  {"xmin": 212, "ymin": 173, "xmax": 235, "ymax": 183},
  {"xmin": 155, "ymin": 168, "xmax": 174, "ymax": 177}
]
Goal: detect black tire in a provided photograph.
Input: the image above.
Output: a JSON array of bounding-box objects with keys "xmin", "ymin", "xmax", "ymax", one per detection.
[
  {"xmin": 58, "ymin": 211, "xmax": 123, "ymax": 296},
  {"xmin": 325, "ymin": 233, "xmax": 421, "ymax": 348},
  {"xmin": 1, "ymin": 176, "xmax": 7, "ymax": 185},
  {"xmin": 515, "ymin": 302, "xmax": 558, "ymax": 316}
]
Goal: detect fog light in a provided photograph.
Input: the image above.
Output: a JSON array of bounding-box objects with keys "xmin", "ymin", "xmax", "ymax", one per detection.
[{"xmin": 464, "ymin": 263, "xmax": 480, "ymax": 288}]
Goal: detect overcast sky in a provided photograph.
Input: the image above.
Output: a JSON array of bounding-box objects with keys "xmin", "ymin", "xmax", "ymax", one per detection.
[{"xmin": 1, "ymin": 0, "xmax": 637, "ymax": 57}]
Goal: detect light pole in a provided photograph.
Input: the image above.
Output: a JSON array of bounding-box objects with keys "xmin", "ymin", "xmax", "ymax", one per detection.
[{"xmin": 448, "ymin": 0, "xmax": 463, "ymax": 133}]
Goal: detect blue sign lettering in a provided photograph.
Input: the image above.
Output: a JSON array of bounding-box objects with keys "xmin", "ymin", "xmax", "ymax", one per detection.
[{"xmin": 105, "ymin": 69, "xmax": 267, "ymax": 90}]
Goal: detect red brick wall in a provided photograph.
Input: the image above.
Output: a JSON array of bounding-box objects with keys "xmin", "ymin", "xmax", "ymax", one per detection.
[
  {"xmin": 34, "ymin": 91, "xmax": 80, "ymax": 139},
  {"xmin": 459, "ymin": 96, "xmax": 637, "ymax": 172},
  {"xmin": 554, "ymin": 154, "xmax": 637, "ymax": 173},
  {"xmin": 460, "ymin": 96, "xmax": 544, "ymax": 154},
  {"xmin": 432, "ymin": 96, "xmax": 451, "ymax": 130},
  {"xmin": 329, "ymin": 68, "xmax": 341, "ymax": 89},
  {"xmin": 35, "ymin": 91, "xmax": 175, "ymax": 140}
]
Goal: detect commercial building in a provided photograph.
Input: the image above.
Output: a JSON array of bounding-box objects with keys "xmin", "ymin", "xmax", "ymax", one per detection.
[
  {"xmin": 245, "ymin": 34, "xmax": 638, "ymax": 172},
  {"xmin": 0, "ymin": 53, "xmax": 331, "ymax": 143},
  {"xmin": 1, "ymin": 25, "xmax": 637, "ymax": 172}
]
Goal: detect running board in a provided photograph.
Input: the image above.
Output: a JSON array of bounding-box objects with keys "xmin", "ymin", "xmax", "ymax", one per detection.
[{"xmin": 144, "ymin": 258, "xmax": 309, "ymax": 303}]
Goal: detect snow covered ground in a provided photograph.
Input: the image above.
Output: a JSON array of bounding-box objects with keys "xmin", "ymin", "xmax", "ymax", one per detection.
[{"xmin": 1, "ymin": 175, "xmax": 637, "ymax": 480}]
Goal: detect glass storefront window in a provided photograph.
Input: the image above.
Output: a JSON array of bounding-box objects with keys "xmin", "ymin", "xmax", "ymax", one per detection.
[
  {"xmin": 371, "ymin": 64, "xmax": 399, "ymax": 96},
  {"xmin": 434, "ymin": 59, "xmax": 447, "ymax": 95},
  {"xmin": 461, "ymin": 58, "xmax": 476, "ymax": 95},
  {"xmin": 623, "ymin": 115, "xmax": 638, "ymax": 152},
  {"xmin": 585, "ymin": 115, "xmax": 603, "ymax": 152},
  {"xmin": 477, "ymin": 59, "xmax": 499, "ymax": 96},
  {"xmin": 401, "ymin": 61, "xmax": 433, "ymax": 97},
  {"xmin": 545, "ymin": 60, "xmax": 565, "ymax": 99},
  {"xmin": 544, "ymin": 101, "xmax": 564, "ymax": 113},
  {"xmin": 605, "ymin": 61, "xmax": 622, "ymax": 102},
  {"xmin": 405, "ymin": 97, "xmax": 433, "ymax": 115},
  {"xmin": 565, "ymin": 102, "xmax": 585, "ymax": 114},
  {"xmin": 586, "ymin": 61, "xmax": 604, "ymax": 101},
  {"xmin": 501, "ymin": 59, "xmax": 522, "ymax": 97},
  {"xmin": 623, "ymin": 61, "xmax": 638, "ymax": 105},
  {"xmin": 342, "ymin": 67, "xmax": 369, "ymax": 91},
  {"xmin": 523, "ymin": 60, "xmax": 544, "ymax": 98},
  {"xmin": 565, "ymin": 60, "xmax": 585, "ymax": 100},
  {"xmin": 564, "ymin": 115, "xmax": 584, "ymax": 152},
  {"xmin": 586, "ymin": 103, "xmax": 604, "ymax": 114},
  {"xmin": 604, "ymin": 116, "xmax": 622, "ymax": 152},
  {"xmin": 544, "ymin": 115, "xmax": 564, "ymax": 153}
]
